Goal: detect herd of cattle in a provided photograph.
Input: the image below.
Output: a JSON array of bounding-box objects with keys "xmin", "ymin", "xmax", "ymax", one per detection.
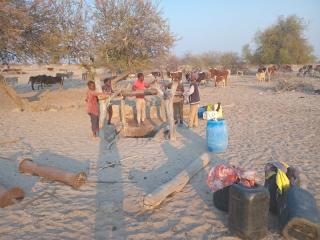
[
  {"xmin": 156, "ymin": 63, "xmax": 320, "ymax": 87},
  {"xmin": 1, "ymin": 63, "xmax": 319, "ymax": 90},
  {"xmin": 28, "ymin": 72, "xmax": 73, "ymax": 90},
  {"xmin": 155, "ymin": 68, "xmax": 231, "ymax": 87}
]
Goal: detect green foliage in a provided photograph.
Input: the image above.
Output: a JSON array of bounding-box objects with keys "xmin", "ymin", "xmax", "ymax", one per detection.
[
  {"xmin": 0, "ymin": 0, "xmax": 90, "ymax": 64},
  {"xmin": 93, "ymin": 0, "xmax": 175, "ymax": 72},
  {"xmin": 244, "ymin": 15, "xmax": 315, "ymax": 64},
  {"xmin": 179, "ymin": 51, "xmax": 240, "ymax": 69}
]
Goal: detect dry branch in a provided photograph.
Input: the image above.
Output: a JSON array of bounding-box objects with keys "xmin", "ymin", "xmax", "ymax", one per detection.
[{"xmin": 142, "ymin": 153, "xmax": 210, "ymax": 210}]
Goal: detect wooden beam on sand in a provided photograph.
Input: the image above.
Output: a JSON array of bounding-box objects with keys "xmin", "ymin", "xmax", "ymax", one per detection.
[
  {"xmin": 0, "ymin": 184, "xmax": 25, "ymax": 208},
  {"xmin": 142, "ymin": 153, "xmax": 210, "ymax": 210},
  {"xmin": 19, "ymin": 158, "xmax": 87, "ymax": 189}
]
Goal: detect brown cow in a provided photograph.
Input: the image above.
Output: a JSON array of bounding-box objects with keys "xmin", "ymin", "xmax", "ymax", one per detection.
[
  {"xmin": 256, "ymin": 65, "xmax": 276, "ymax": 81},
  {"xmin": 280, "ymin": 64, "xmax": 293, "ymax": 72},
  {"xmin": 256, "ymin": 66, "xmax": 266, "ymax": 82},
  {"xmin": 314, "ymin": 65, "xmax": 320, "ymax": 73},
  {"xmin": 151, "ymin": 71, "xmax": 162, "ymax": 80},
  {"xmin": 168, "ymin": 71, "xmax": 182, "ymax": 81},
  {"xmin": 208, "ymin": 68, "xmax": 230, "ymax": 87},
  {"xmin": 266, "ymin": 65, "xmax": 277, "ymax": 80}
]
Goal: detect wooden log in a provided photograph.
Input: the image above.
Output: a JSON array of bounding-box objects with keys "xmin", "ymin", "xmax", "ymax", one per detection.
[
  {"xmin": 120, "ymin": 88, "xmax": 158, "ymax": 97},
  {"xmin": 0, "ymin": 184, "xmax": 25, "ymax": 208},
  {"xmin": 142, "ymin": 153, "xmax": 210, "ymax": 210},
  {"xmin": 19, "ymin": 158, "xmax": 87, "ymax": 189}
]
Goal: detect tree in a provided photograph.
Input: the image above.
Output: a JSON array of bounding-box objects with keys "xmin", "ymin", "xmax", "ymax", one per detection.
[
  {"xmin": 0, "ymin": 0, "xmax": 90, "ymax": 64},
  {"xmin": 0, "ymin": 0, "xmax": 31, "ymax": 63},
  {"xmin": 245, "ymin": 15, "xmax": 315, "ymax": 64},
  {"xmin": 219, "ymin": 52, "xmax": 240, "ymax": 68},
  {"xmin": 92, "ymin": 0, "xmax": 175, "ymax": 72},
  {"xmin": 241, "ymin": 44, "xmax": 253, "ymax": 64}
]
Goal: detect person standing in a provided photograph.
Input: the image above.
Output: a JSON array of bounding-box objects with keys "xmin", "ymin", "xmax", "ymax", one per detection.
[
  {"xmin": 85, "ymin": 81, "xmax": 107, "ymax": 139},
  {"xmin": 102, "ymin": 78, "xmax": 114, "ymax": 125},
  {"xmin": 184, "ymin": 73, "xmax": 200, "ymax": 128},
  {"xmin": 132, "ymin": 73, "xmax": 152, "ymax": 126}
]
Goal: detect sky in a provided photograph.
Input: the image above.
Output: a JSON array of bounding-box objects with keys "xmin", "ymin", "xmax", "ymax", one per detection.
[{"xmin": 158, "ymin": 0, "xmax": 320, "ymax": 58}]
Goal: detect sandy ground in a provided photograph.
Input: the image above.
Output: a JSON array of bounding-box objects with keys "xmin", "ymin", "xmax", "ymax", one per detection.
[{"xmin": 0, "ymin": 72, "xmax": 319, "ymax": 240}]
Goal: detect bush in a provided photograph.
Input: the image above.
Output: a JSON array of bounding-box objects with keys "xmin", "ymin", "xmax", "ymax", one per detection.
[{"xmin": 275, "ymin": 76, "xmax": 314, "ymax": 93}]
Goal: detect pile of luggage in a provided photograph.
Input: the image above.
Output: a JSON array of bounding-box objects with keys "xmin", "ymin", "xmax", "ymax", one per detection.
[{"xmin": 207, "ymin": 162, "xmax": 320, "ymax": 240}]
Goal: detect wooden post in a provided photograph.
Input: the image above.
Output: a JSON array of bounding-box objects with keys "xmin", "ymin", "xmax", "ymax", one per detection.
[
  {"xmin": 142, "ymin": 153, "xmax": 210, "ymax": 210},
  {"xmin": 160, "ymin": 99, "xmax": 167, "ymax": 121},
  {"xmin": 164, "ymin": 81, "xmax": 178, "ymax": 141},
  {"xmin": 120, "ymin": 98, "xmax": 126, "ymax": 135},
  {"xmin": 0, "ymin": 184, "xmax": 25, "ymax": 208},
  {"xmin": 19, "ymin": 158, "xmax": 87, "ymax": 189}
]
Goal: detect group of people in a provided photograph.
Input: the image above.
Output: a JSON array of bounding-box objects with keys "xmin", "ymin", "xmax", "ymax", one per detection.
[{"xmin": 85, "ymin": 72, "xmax": 201, "ymax": 139}]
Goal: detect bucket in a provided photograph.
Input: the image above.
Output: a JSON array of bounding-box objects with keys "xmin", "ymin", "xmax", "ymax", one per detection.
[
  {"xmin": 198, "ymin": 106, "xmax": 206, "ymax": 119},
  {"xmin": 206, "ymin": 119, "xmax": 228, "ymax": 153}
]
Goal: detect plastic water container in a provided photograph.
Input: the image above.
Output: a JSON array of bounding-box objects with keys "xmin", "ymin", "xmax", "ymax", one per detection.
[
  {"xmin": 198, "ymin": 107, "xmax": 206, "ymax": 119},
  {"xmin": 206, "ymin": 119, "xmax": 228, "ymax": 153},
  {"xmin": 228, "ymin": 184, "xmax": 270, "ymax": 240},
  {"xmin": 213, "ymin": 185, "xmax": 231, "ymax": 212},
  {"xmin": 278, "ymin": 186, "xmax": 320, "ymax": 240}
]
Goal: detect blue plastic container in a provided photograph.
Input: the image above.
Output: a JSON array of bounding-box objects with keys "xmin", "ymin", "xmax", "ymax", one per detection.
[
  {"xmin": 206, "ymin": 119, "xmax": 228, "ymax": 152},
  {"xmin": 198, "ymin": 107, "xmax": 206, "ymax": 119}
]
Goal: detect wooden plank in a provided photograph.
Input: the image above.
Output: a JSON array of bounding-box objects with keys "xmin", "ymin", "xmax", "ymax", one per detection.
[{"xmin": 142, "ymin": 153, "xmax": 210, "ymax": 210}]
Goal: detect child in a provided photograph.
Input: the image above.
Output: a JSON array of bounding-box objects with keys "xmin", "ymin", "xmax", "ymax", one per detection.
[
  {"xmin": 184, "ymin": 73, "xmax": 200, "ymax": 128},
  {"xmin": 102, "ymin": 78, "xmax": 114, "ymax": 125},
  {"xmin": 85, "ymin": 81, "xmax": 106, "ymax": 139}
]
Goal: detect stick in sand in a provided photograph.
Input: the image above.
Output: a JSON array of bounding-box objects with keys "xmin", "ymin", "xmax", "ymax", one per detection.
[
  {"xmin": 142, "ymin": 153, "xmax": 210, "ymax": 210},
  {"xmin": 19, "ymin": 158, "xmax": 87, "ymax": 189},
  {"xmin": 0, "ymin": 183, "xmax": 25, "ymax": 208}
]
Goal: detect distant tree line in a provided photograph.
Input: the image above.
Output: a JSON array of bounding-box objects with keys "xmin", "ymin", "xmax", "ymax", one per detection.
[
  {"xmin": 0, "ymin": 3, "xmax": 315, "ymax": 71},
  {"xmin": 167, "ymin": 15, "xmax": 316, "ymax": 71}
]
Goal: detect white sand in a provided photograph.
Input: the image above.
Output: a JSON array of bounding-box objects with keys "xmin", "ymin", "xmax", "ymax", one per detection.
[{"xmin": 0, "ymin": 72, "xmax": 319, "ymax": 239}]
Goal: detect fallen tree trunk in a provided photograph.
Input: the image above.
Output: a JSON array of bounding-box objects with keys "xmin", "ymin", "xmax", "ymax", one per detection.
[
  {"xmin": 19, "ymin": 158, "xmax": 87, "ymax": 189},
  {"xmin": 0, "ymin": 184, "xmax": 25, "ymax": 208},
  {"xmin": 142, "ymin": 153, "xmax": 210, "ymax": 210}
]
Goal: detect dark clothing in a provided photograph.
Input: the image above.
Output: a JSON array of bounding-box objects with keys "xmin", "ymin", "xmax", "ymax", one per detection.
[
  {"xmin": 89, "ymin": 113, "xmax": 99, "ymax": 134},
  {"xmin": 173, "ymin": 101, "xmax": 184, "ymax": 123},
  {"xmin": 102, "ymin": 84, "xmax": 113, "ymax": 94},
  {"xmin": 173, "ymin": 82, "xmax": 184, "ymax": 103},
  {"xmin": 189, "ymin": 82, "xmax": 200, "ymax": 104}
]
